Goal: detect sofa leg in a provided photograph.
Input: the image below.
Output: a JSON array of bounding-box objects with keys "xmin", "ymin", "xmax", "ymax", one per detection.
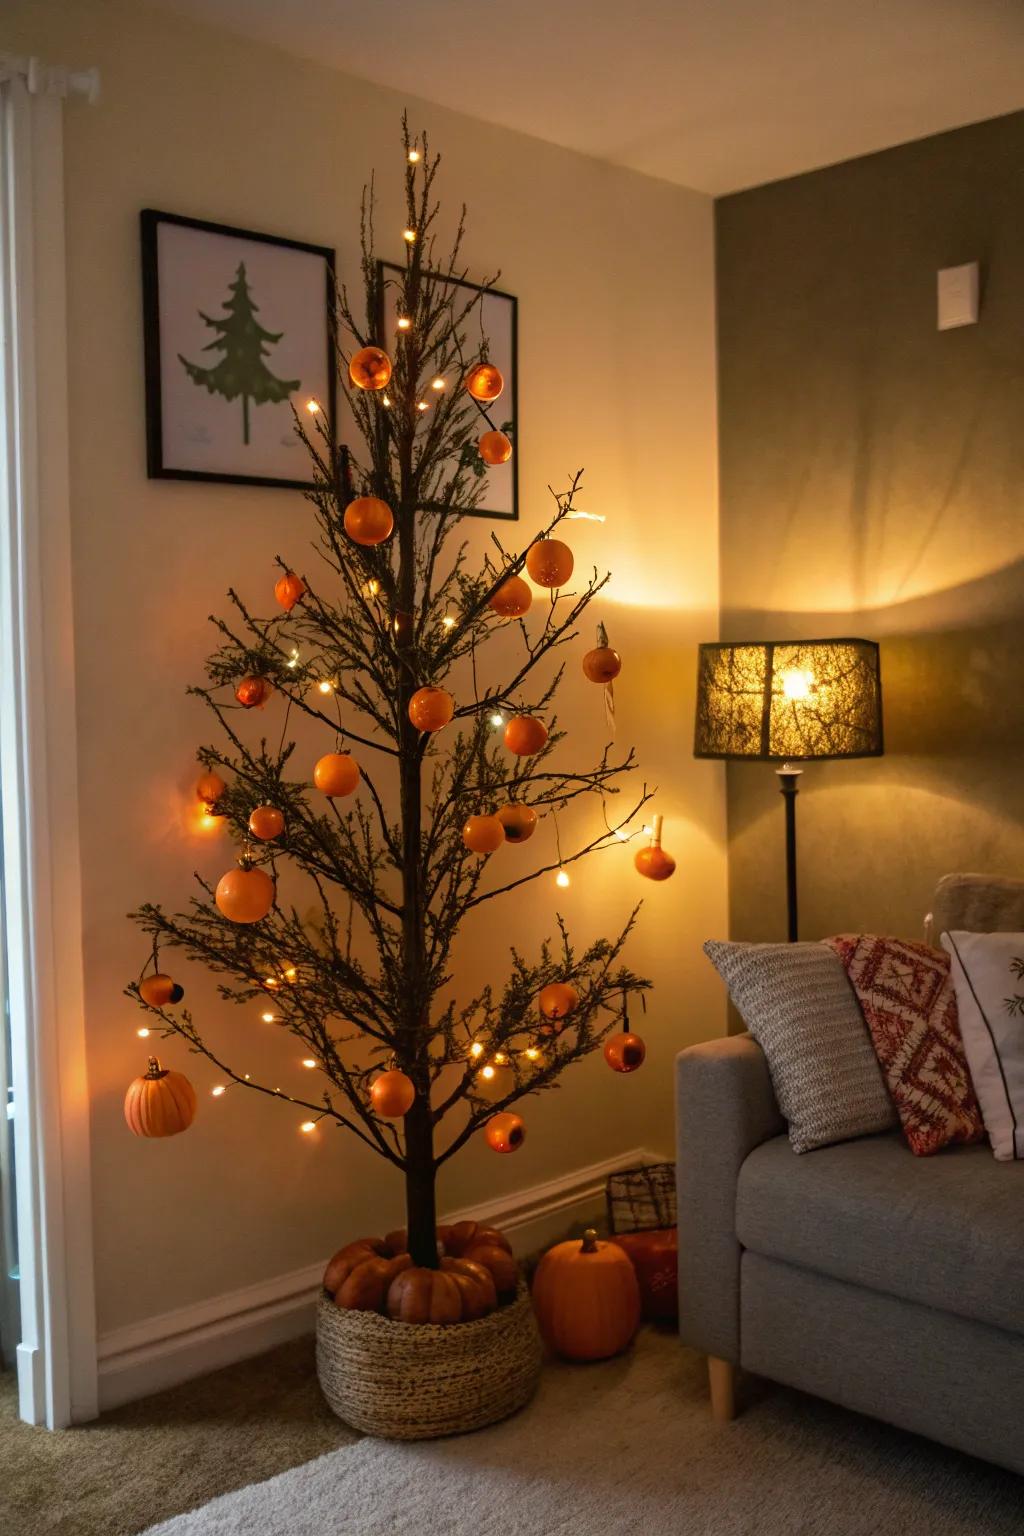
[{"xmin": 707, "ymin": 1356, "xmax": 736, "ymax": 1423}]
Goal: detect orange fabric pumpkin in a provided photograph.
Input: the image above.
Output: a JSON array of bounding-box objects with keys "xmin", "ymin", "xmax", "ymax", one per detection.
[
  {"xmin": 124, "ymin": 1057, "xmax": 196, "ymax": 1138},
  {"xmin": 344, "ymin": 495, "xmax": 394, "ymax": 546},
  {"xmin": 525, "ymin": 539, "xmax": 574, "ymax": 589},
  {"xmin": 369, "ymin": 1069, "xmax": 416, "ymax": 1119},
  {"xmin": 349, "ymin": 345, "xmax": 392, "ymax": 392},
  {"xmin": 532, "ymin": 1228, "xmax": 641, "ymax": 1360},
  {"xmin": 248, "ymin": 805, "xmax": 285, "ymax": 841},
  {"xmin": 442, "ymin": 1257, "xmax": 498, "ymax": 1319},
  {"xmin": 465, "ymin": 362, "xmax": 503, "ymax": 402},
  {"xmin": 489, "ymin": 576, "xmax": 532, "ymax": 618},
  {"xmin": 462, "ymin": 1241, "xmax": 518, "ymax": 1296},
  {"xmin": 313, "ymin": 753, "xmax": 360, "ymax": 797},
  {"xmin": 138, "ymin": 973, "xmax": 184, "ymax": 1007},
  {"xmin": 582, "ymin": 645, "xmax": 622, "ymax": 683},
  {"xmin": 215, "ymin": 865, "xmax": 275, "ymax": 924},
  {"xmin": 274, "ymin": 571, "xmax": 306, "ymax": 612},
  {"xmin": 496, "ymin": 803, "xmax": 537, "ymax": 843},
  {"xmin": 462, "ymin": 814, "xmax": 505, "ymax": 855},
  {"xmin": 483, "ymin": 1112, "xmax": 526, "ymax": 1156},
  {"xmin": 387, "ymin": 1265, "xmax": 462, "ymax": 1324},
  {"xmin": 478, "ymin": 429, "xmax": 512, "ymax": 465},
  {"xmin": 195, "ymin": 770, "xmax": 226, "ymax": 806},
  {"xmin": 408, "ymin": 687, "xmax": 455, "ymax": 733},
  {"xmin": 503, "ymin": 715, "xmax": 547, "ymax": 756},
  {"xmin": 235, "ymin": 676, "xmax": 273, "ymax": 709}
]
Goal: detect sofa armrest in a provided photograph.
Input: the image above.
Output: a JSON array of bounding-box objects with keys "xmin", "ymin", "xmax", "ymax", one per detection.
[{"xmin": 675, "ymin": 1034, "xmax": 785, "ymax": 1362}]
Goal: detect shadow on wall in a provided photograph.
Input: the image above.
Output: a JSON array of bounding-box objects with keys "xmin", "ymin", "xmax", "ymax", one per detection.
[{"xmin": 722, "ymin": 555, "xmax": 1024, "ymax": 944}]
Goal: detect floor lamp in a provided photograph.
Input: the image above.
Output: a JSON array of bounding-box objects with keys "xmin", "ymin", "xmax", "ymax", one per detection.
[{"xmin": 693, "ymin": 638, "xmax": 883, "ymax": 942}]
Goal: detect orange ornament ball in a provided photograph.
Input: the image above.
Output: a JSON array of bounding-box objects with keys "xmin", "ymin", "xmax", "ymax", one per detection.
[
  {"xmin": 124, "ymin": 1057, "xmax": 197, "ymax": 1139},
  {"xmin": 478, "ymin": 430, "xmax": 512, "ymax": 466},
  {"xmin": 313, "ymin": 753, "xmax": 360, "ymax": 798},
  {"xmin": 489, "ymin": 576, "xmax": 532, "ymax": 618},
  {"xmin": 408, "ymin": 687, "xmax": 455, "ymax": 733},
  {"xmin": 235, "ymin": 676, "xmax": 273, "ymax": 709},
  {"xmin": 215, "ymin": 865, "xmax": 276, "ymax": 924},
  {"xmin": 139, "ymin": 973, "xmax": 184, "ymax": 1007},
  {"xmin": 195, "ymin": 770, "xmax": 226, "ymax": 806},
  {"xmin": 504, "ymin": 715, "xmax": 548, "ymax": 756},
  {"xmin": 462, "ymin": 814, "xmax": 505, "ymax": 855},
  {"xmin": 604, "ymin": 1032, "xmax": 647, "ymax": 1074},
  {"xmin": 525, "ymin": 538, "xmax": 574, "ymax": 589},
  {"xmin": 465, "ymin": 362, "xmax": 504, "ymax": 402},
  {"xmin": 274, "ymin": 571, "xmax": 306, "ymax": 612},
  {"xmin": 349, "ymin": 345, "xmax": 393, "ymax": 392},
  {"xmin": 370, "ymin": 1069, "xmax": 416, "ymax": 1119},
  {"xmin": 344, "ymin": 496, "xmax": 394, "ymax": 547},
  {"xmin": 583, "ymin": 646, "xmax": 622, "ymax": 684},
  {"xmin": 496, "ymin": 803, "xmax": 537, "ymax": 844},
  {"xmin": 635, "ymin": 846, "xmax": 676, "ymax": 882},
  {"xmin": 539, "ymin": 982, "xmax": 579, "ymax": 1023},
  {"xmin": 249, "ymin": 805, "xmax": 285, "ymax": 841},
  {"xmin": 485, "ymin": 1111, "xmax": 525, "ymax": 1154}
]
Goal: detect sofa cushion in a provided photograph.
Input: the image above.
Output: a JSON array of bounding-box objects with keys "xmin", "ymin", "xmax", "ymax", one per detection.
[
  {"xmin": 736, "ymin": 1132, "xmax": 1024, "ymax": 1337},
  {"xmin": 942, "ymin": 930, "xmax": 1024, "ymax": 1162}
]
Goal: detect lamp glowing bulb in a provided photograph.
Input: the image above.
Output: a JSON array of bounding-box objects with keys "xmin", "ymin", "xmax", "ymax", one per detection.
[
  {"xmin": 555, "ymin": 869, "xmax": 571, "ymax": 889},
  {"xmin": 211, "ymin": 1085, "xmax": 226, "ymax": 1098},
  {"xmin": 780, "ymin": 667, "xmax": 815, "ymax": 702}
]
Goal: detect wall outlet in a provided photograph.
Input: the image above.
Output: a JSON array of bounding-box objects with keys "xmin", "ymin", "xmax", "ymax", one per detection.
[{"xmin": 937, "ymin": 262, "xmax": 979, "ymax": 330}]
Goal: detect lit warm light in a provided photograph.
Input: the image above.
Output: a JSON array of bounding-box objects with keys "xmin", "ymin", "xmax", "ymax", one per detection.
[
  {"xmin": 493, "ymin": 1051, "xmax": 508, "ymax": 1066},
  {"xmin": 416, "ymin": 400, "xmax": 429, "ymax": 412},
  {"xmin": 555, "ymin": 869, "xmax": 571, "ymax": 889},
  {"xmin": 470, "ymin": 1041, "xmax": 484, "ymax": 1059},
  {"xmin": 382, "ymin": 394, "xmax": 392, "ymax": 408},
  {"xmin": 481, "ymin": 1064, "xmax": 496, "ymax": 1081},
  {"xmin": 431, "ymin": 376, "xmax": 445, "ymax": 391},
  {"xmin": 136, "ymin": 1027, "xmax": 150, "ymax": 1039},
  {"xmin": 284, "ymin": 966, "xmax": 298, "ymax": 982},
  {"xmin": 300, "ymin": 1120, "xmax": 316, "ymax": 1134},
  {"xmin": 780, "ymin": 667, "xmax": 815, "ymax": 702},
  {"xmin": 286, "ymin": 647, "xmax": 300, "ymax": 669},
  {"xmin": 306, "ymin": 398, "xmax": 320, "ymax": 415},
  {"xmin": 408, "ymin": 148, "xmax": 421, "ymax": 163},
  {"xmin": 302, "ymin": 1058, "xmax": 317, "ymax": 1069},
  {"xmin": 317, "ymin": 679, "xmax": 335, "ymax": 695},
  {"xmin": 403, "ymin": 228, "xmax": 417, "ymax": 244},
  {"xmin": 396, "ymin": 316, "xmax": 412, "ymax": 332},
  {"xmin": 261, "ymin": 1011, "xmax": 276, "ymax": 1023},
  {"xmin": 642, "ymin": 824, "xmax": 654, "ymax": 838},
  {"xmin": 264, "ymin": 976, "xmax": 281, "ymax": 990},
  {"xmin": 614, "ymin": 828, "xmax": 629, "ymax": 842},
  {"xmin": 525, "ymin": 1046, "xmax": 541, "ymax": 1062},
  {"xmin": 211, "ymin": 1085, "xmax": 226, "ymax": 1098},
  {"xmin": 362, "ymin": 578, "xmax": 381, "ymax": 599},
  {"xmin": 442, "ymin": 615, "xmax": 456, "ymax": 630},
  {"xmin": 490, "ymin": 712, "xmax": 504, "ymax": 729},
  {"xmin": 565, "ymin": 509, "xmax": 606, "ymax": 522}
]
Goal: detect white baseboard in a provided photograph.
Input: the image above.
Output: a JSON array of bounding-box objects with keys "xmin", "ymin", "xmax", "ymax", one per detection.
[{"xmin": 95, "ymin": 1144, "xmax": 666, "ymax": 1413}]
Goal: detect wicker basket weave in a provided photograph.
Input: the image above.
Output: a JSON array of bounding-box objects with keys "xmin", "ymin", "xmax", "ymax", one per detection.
[{"xmin": 316, "ymin": 1281, "xmax": 543, "ymax": 1440}]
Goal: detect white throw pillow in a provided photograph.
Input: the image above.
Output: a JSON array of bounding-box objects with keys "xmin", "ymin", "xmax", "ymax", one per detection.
[{"xmin": 941, "ymin": 930, "xmax": 1024, "ymax": 1161}]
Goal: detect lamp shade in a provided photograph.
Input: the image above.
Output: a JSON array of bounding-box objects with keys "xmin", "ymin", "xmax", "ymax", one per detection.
[{"xmin": 694, "ymin": 638, "xmax": 883, "ymax": 761}]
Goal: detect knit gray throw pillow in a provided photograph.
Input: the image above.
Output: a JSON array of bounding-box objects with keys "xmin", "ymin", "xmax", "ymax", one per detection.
[{"xmin": 704, "ymin": 940, "xmax": 897, "ymax": 1153}]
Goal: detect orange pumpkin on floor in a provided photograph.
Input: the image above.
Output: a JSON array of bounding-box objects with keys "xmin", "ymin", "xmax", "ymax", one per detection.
[
  {"xmin": 387, "ymin": 1265, "xmax": 462, "ymax": 1324},
  {"xmin": 531, "ymin": 1228, "xmax": 641, "ymax": 1361},
  {"xmin": 124, "ymin": 1057, "xmax": 197, "ymax": 1138}
]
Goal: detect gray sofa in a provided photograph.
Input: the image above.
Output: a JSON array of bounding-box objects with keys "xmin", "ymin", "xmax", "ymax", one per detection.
[{"xmin": 676, "ymin": 891, "xmax": 1024, "ymax": 1475}]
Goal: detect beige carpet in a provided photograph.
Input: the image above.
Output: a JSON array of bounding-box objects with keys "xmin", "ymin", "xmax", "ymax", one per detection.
[{"xmin": 141, "ymin": 1330, "xmax": 1022, "ymax": 1536}]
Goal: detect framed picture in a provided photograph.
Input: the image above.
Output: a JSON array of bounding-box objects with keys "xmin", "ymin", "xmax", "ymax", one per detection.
[
  {"xmin": 141, "ymin": 210, "xmax": 336, "ymax": 490},
  {"xmin": 377, "ymin": 260, "xmax": 519, "ymax": 521}
]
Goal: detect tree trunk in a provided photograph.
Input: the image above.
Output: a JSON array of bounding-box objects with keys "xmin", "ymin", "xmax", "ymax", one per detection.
[
  {"xmin": 404, "ymin": 1094, "xmax": 438, "ymax": 1267},
  {"xmin": 242, "ymin": 392, "xmax": 250, "ymax": 445}
]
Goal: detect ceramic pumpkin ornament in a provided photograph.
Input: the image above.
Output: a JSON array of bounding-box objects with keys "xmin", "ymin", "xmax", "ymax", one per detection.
[
  {"xmin": 139, "ymin": 972, "xmax": 184, "ymax": 1007},
  {"xmin": 349, "ymin": 345, "xmax": 393, "ymax": 392},
  {"xmin": 464, "ymin": 361, "xmax": 503, "ymax": 402},
  {"xmin": 369, "ymin": 1068, "xmax": 416, "ymax": 1119},
  {"xmin": 496, "ymin": 803, "xmax": 537, "ymax": 843},
  {"xmin": 343, "ymin": 495, "xmax": 394, "ymax": 547},
  {"xmin": 531, "ymin": 1228, "xmax": 641, "ymax": 1361},
  {"xmin": 124, "ymin": 1057, "xmax": 197, "ymax": 1138},
  {"xmin": 488, "ymin": 575, "xmax": 532, "ymax": 618},
  {"xmin": 274, "ymin": 571, "xmax": 306, "ymax": 612},
  {"xmin": 634, "ymin": 813, "xmax": 676, "ymax": 882},
  {"xmin": 462, "ymin": 814, "xmax": 505, "ymax": 855},
  {"xmin": 525, "ymin": 538, "xmax": 574, "ymax": 589},
  {"xmin": 408, "ymin": 687, "xmax": 455, "ymax": 733}
]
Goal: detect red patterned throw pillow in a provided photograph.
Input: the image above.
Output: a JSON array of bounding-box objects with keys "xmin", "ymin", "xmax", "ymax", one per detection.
[{"xmin": 824, "ymin": 934, "xmax": 983, "ymax": 1156}]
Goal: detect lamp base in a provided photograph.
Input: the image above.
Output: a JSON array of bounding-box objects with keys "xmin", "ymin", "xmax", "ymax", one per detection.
[{"xmin": 775, "ymin": 764, "xmax": 803, "ymax": 943}]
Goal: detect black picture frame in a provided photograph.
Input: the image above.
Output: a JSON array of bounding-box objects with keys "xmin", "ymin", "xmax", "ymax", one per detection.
[
  {"xmin": 141, "ymin": 209, "xmax": 336, "ymax": 491},
  {"xmin": 376, "ymin": 260, "xmax": 519, "ymax": 521}
]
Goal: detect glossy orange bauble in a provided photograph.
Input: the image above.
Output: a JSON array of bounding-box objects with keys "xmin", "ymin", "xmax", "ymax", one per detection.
[
  {"xmin": 215, "ymin": 865, "xmax": 275, "ymax": 924},
  {"xmin": 274, "ymin": 571, "xmax": 306, "ymax": 612},
  {"xmin": 503, "ymin": 715, "xmax": 547, "ymax": 756},
  {"xmin": 235, "ymin": 676, "xmax": 273, "ymax": 709},
  {"xmin": 538, "ymin": 982, "xmax": 578, "ymax": 1022},
  {"xmin": 139, "ymin": 973, "xmax": 184, "ymax": 1007},
  {"xmin": 525, "ymin": 538, "xmax": 574, "ymax": 589},
  {"xmin": 488, "ymin": 576, "xmax": 532, "ymax": 618},
  {"xmin": 582, "ymin": 646, "xmax": 622, "ymax": 684},
  {"xmin": 462, "ymin": 814, "xmax": 505, "ymax": 855},
  {"xmin": 478, "ymin": 430, "xmax": 512, "ymax": 466},
  {"xmin": 313, "ymin": 753, "xmax": 360, "ymax": 797},
  {"xmin": 532, "ymin": 1229, "xmax": 641, "ymax": 1361},
  {"xmin": 485, "ymin": 1111, "xmax": 525, "ymax": 1154},
  {"xmin": 195, "ymin": 770, "xmax": 226, "ymax": 805},
  {"xmin": 248, "ymin": 805, "xmax": 285, "ymax": 841},
  {"xmin": 349, "ymin": 345, "xmax": 393, "ymax": 392},
  {"xmin": 408, "ymin": 687, "xmax": 455, "ymax": 733},
  {"xmin": 124, "ymin": 1057, "xmax": 197, "ymax": 1139},
  {"xmin": 464, "ymin": 362, "xmax": 504, "ymax": 402},
  {"xmin": 344, "ymin": 496, "xmax": 394, "ymax": 546},
  {"xmin": 604, "ymin": 1032, "xmax": 647, "ymax": 1073},
  {"xmin": 635, "ymin": 846, "xmax": 676, "ymax": 882},
  {"xmin": 369, "ymin": 1069, "xmax": 416, "ymax": 1119},
  {"xmin": 496, "ymin": 803, "xmax": 537, "ymax": 843}
]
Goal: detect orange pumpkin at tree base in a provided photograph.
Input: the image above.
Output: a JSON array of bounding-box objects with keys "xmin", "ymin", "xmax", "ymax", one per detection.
[{"xmin": 531, "ymin": 1228, "xmax": 641, "ymax": 1361}]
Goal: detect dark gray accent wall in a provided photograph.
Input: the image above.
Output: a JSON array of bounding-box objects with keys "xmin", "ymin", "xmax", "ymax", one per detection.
[{"xmin": 716, "ymin": 111, "xmax": 1024, "ymax": 943}]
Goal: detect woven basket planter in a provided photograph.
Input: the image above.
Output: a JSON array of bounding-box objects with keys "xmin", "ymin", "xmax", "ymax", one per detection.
[{"xmin": 316, "ymin": 1281, "xmax": 543, "ymax": 1440}]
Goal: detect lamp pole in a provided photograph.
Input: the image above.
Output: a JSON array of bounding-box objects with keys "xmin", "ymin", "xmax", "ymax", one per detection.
[{"xmin": 775, "ymin": 763, "xmax": 803, "ymax": 943}]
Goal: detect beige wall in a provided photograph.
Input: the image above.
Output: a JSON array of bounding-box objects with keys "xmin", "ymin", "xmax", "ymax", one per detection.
[
  {"xmin": 716, "ymin": 112, "xmax": 1024, "ymax": 946},
  {"xmin": 3, "ymin": 0, "xmax": 724, "ymax": 1335}
]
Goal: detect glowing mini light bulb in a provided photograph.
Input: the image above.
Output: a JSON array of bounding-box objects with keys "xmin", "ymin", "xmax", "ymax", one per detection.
[
  {"xmin": 430, "ymin": 376, "xmax": 446, "ymax": 391},
  {"xmin": 416, "ymin": 400, "xmax": 429, "ymax": 412},
  {"xmin": 382, "ymin": 394, "xmax": 392, "ymax": 408},
  {"xmin": 442, "ymin": 615, "xmax": 456, "ymax": 630},
  {"xmin": 555, "ymin": 869, "xmax": 571, "ymax": 889},
  {"xmin": 305, "ymin": 398, "xmax": 320, "ymax": 415},
  {"xmin": 408, "ymin": 148, "xmax": 421, "ymax": 163},
  {"xmin": 301, "ymin": 1058, "xmax": 317, "ymax": 1069},
  {"xmin": 261, "ymin": 1011, "xmax": 276, "ymax": 1023},
  {"xmin": 136, "ymin": 1027, "xmax": 150, "ymax": 1039},
  {"xmin": 300, "ymin": 1120, "xmax": 316, "ymax": 1134},
  {"xmin": 493, "ymin": 1051, "xmax": 508, "ymax": 1066},
  {"xmin": 525, "ymin": 1046, "xmax": 541, "ymax": 1062},
  {"xmin": 469, "ymin": 1041, "xmax": 484, "ymax": 1059},
  {"xmin": 481, "ymin": 1064, "xmax": 496, "ymax": 1081},
  {"xmin": 403, "ymin": 228, "xmax": 417, "ymax": 244},
  {"xmin": 490, "ymin": 711, "xmax": 505, "ymax": 729},
  {"xmin": 396, "ymin": 316, "xmax": 412, "ymax": 332},
  {"xmin": 211, "ymin": 1085, "xmax": 226, "ymax": 1098}
]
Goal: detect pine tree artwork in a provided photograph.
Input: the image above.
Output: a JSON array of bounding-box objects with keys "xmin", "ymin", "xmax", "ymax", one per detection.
[
  {"xmin": 179, "ymin": 261, "xmax": 300, "ymax": 445},
  {"xmin": 130, "ymin": 121, "xmax": 670, "ymax": 1280}
]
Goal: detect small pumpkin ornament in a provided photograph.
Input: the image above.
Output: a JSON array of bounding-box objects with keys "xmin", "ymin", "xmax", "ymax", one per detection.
[
  {"xmin": 274, "ymin": 571, "xmax": 306, "ymax": 612},
  {"xmin": 634, "ymin": 812, "xmax": 676, "ymax": 882},
  {"xmin": 235, "ymin": 675, "xmax": 273, "ymax": 709},
  {"xmin": 582, "ymin": 644, "xmax": 622, "ymax": 684},
  {"xmin": 465, "ymin": 361, "xmax": 504, "ymax": 402},
  {"xmin": 408, "ymin": 686, "xmax": 455, "ymax": 733},
  {"xmin": 462, "ymin": 814, "xmax": 505, "ymax": 855},
  {"xmin": 369, "ymin": 1068, "xmax": 416, "ymax": 1119},
  {"xmin": 503, "ymin": 715, "xmax": 548, "ymax": 756},
  {"xmin": 343, "ymin": 495, "xmax": 394, "ymax": 546},
  {"xmin": 387, "ymin": 1265, "xmax": 463, "ymax": 1324},
  {"xmin": 139, "ymin": 972, "xmax": 185, "ymax": 1007},
  {"xmin": 124, "ymin": 1057, "xmax": 197, "ymax": 1138},
  {"xmin": 215, "ymin": 859, "xmax": 275, "ymax": 924},
  {"xmin": 195, "ymin": 770, "xmax": 226, "ymax": 807},
  {"xmin": 248, "ymin": 804, "xmax": 285, "ymax": 841},
  {"xmin": 484, "ymin": 1111, "xmax": 526, "ymax": 1155},
  {"xmin": 313, "ymin": 752, "xmax": 360, "ymax": 798},
  {"xmin": 496, "ymin": 803, "xmax": 537, "ymax": 843},
  {"xmin": 532, "ymin": 1228, "xmax": 641, "ymax": 1361},
  {"xmin": 489, "ymin": 575, "xmax": 532, "ymax": 618},
  {"xmin": 349, "ymin": 345, "xmax": 393, "ymax": 392},
  {"xmin": 478, "ymin": 429, "xmax": 512, "ymax": 466},
  {"xmin": 525, "ymin": 538, "xmax": 574, "ymax": 589}
]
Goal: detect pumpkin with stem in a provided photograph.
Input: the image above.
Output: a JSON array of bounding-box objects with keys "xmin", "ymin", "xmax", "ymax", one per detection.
[
  {"xmin": 531, "ymin": 1227, "xmax": 640, "ymax": 1360},
  {"xmin": 387, "ymin": 1265, "xmax": 463, "ymax": 1324},
  {"xmin": 124, "ymin": 1057, "xmax": 197, "ymax": 1138}
]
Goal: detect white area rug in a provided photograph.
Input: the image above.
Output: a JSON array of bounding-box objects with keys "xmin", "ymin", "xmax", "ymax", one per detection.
[{"xmin": 144, "ymin": 1331, "xmax": 1021, "ymax": 1535}]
